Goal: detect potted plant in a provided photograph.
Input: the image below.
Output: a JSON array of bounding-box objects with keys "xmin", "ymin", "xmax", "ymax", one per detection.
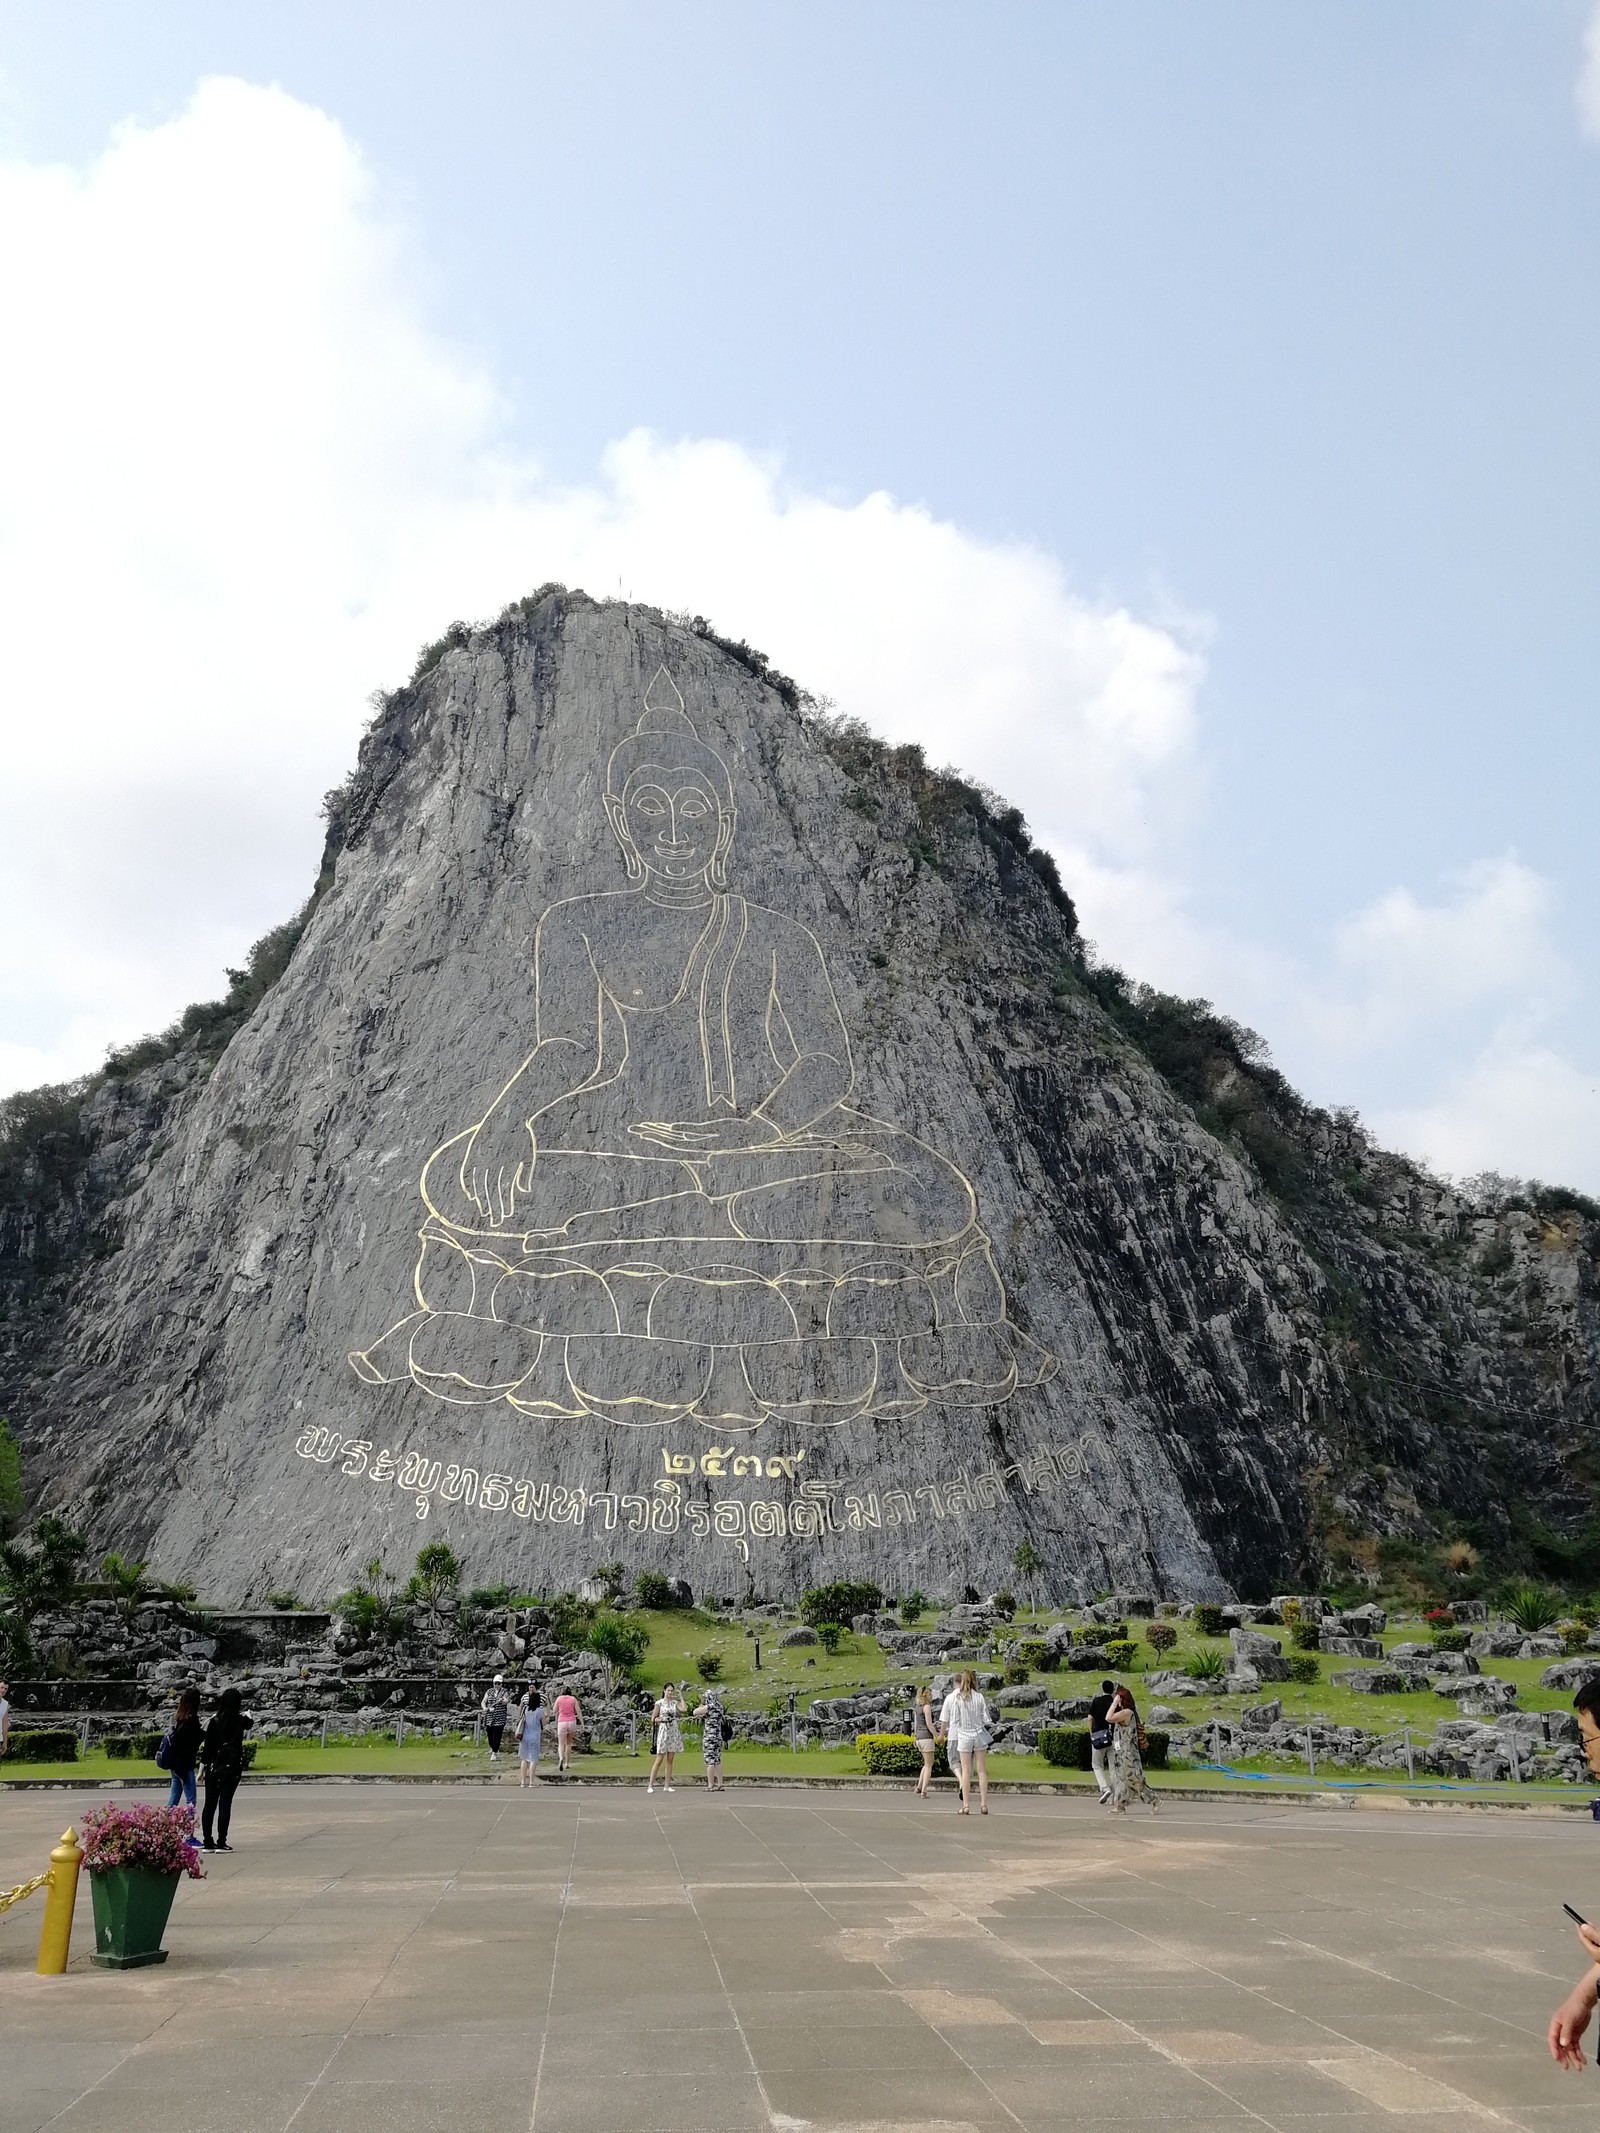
[{"xmin": 80, "ymin": 1801, "xmax": 204, "ymax": 1968}]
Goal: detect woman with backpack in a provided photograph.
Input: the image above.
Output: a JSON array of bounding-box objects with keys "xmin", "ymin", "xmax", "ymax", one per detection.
[
  {"xmin": 937, "ymin": 1670, "xmax": 992, "ymax": 1816},
  {"xmin": 200, "ymin": 1687, "xmax": 250, "ymax": 1850},
  {"xmin": 160, "ymin": 1686, "xmax": 203, "ymax": 1818},
  {"xmin": 1107, "ymin": 1684, "xmax": 1159, "ymax": 1815}
]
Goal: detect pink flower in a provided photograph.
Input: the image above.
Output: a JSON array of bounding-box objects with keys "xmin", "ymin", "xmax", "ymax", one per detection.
[{"xmin": 80, "ymin": 1801, "xmax": 205, "ymax": 1880}]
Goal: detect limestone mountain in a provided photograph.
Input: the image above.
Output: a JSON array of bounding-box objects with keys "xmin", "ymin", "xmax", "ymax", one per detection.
[{"xmin": 2, "ymin": 590, "xmax": 1596, "ymax": 1604}]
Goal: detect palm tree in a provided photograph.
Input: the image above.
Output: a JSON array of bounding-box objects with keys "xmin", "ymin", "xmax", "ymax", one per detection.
[
  {"xmin": 1012, "ymin": 1540, "xmax": 1044, "ymax": 1613},
  {"xmin": 100, "ymin": 1550, "xmax": 151, "ymax": 1623}
]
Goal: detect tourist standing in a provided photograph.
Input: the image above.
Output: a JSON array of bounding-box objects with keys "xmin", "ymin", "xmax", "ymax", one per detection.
[
  {"xmin": 912, "ymin": 1684, "xmax": 940, "ymax": 1797},
  {"xmin": 200, "ymin": 1687, "xmax": 250, "ymax": 1851},
  {"xmin": 161, "ymin": 1686, "xmax": 203, "ymax": 1816},
  {"xmin": 1088, "ymin": 1678, "xmax": 1117, "ymax": 1805},
  {"xmin": 1107, "ymin": 1684, "xmax": 1158, "ymax": 1814},
  {"xmin": 693, "ymin": 1687, "xmax": 727, "ymax": 1791},
  {"xmin": 1546, "ymin": 1676, "xmax": 1600, "ymax": 2067},
  {"xmin": 554, "ymin": 1686, "xmax": 582, "ymax": 1772},
  {"xmin": 481, "ymin": 1674, "xmax": 510, "ymax": 1761},
  {"xmin": 649, "ymin": 1682, "xmax": 683, "ymax": 1793},
  {"xmin": 0, "ymin": 1678, "xmax": 9, "ymax": 1758},
  {"xmin": 938, "ymin": 1670, "xmax": 991, "ymax": 1816},
  {"xmin": 515, "ymin": 1685, "xmax": 542, "ymax": 1788}
]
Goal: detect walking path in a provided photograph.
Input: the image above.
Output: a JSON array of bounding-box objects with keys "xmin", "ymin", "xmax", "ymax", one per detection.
[{"xmin": 1, "ymin": 1783, "xmax": 1591, "ymax": 2130}]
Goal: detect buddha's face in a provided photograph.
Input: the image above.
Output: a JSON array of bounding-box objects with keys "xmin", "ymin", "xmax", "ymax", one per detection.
[{"xmin": 614, "ymin": 765, "xmax": 731, "ymax": 884}]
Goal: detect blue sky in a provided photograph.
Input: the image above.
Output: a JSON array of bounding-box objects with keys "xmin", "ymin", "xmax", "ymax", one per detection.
[{"xmin": 1, "ymin": 3, "xmax": 1596, "ymax": 1186}]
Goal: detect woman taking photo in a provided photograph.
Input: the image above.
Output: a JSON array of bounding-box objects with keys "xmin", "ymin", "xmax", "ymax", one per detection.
[
  {"xmin": 648, "ymin": 1681, "xmax": 684, "ymax": 1794},
  {"xmin": 912, "ymin": 1684, "xmax": 941, "ymax": 1798},
  {"xmin": 200, "ymin": 1687, "xmax": 249, "ymax": 1851},
  {"xmin": 1107, "ymin": 1684, "xmax": 1159, "ymax": 1814},
  {"xmin": 937, "ymin": 1670, "xmax": 991, "ymax": 1816}
]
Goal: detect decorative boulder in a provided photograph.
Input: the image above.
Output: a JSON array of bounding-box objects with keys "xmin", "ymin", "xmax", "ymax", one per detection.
[
  {"xmin": 1469, "ymin": 1628, "xmax": 1523, "ymax": 1658},
  {"xmin": 1438, "ymin": 1676, "xmax": 1518, "ymax": 1712},
  {"xmin": 1448, "ymin": 1600, "xmax": 1488, "ymax": 1623},
  {"xmin": 1145, "ymin": 1670, "xmax": 1208, "ymax": 1697},
  {"xmin": 779, "ymin": 1626, "xmax": 819, "ymax": 1648},
  {"xmin": 1330, "ymin": 1669, "xmax": 1406, "ymax": 1695},
  {"xmin": 1339, "ymin": 1603, "xmax": 1387, "ymax": 1634},
  {"xmin": 1229, "ymin": 1627, "xmax": 1283, "ymax": 1660},
  {"xmin": 1320, "ymin": 1635, "xmax": 1382, "ymax": 1659},
  {"xmin": 1540, "ymin": 1658, "xmax": 1600, "ymax": 1693}
]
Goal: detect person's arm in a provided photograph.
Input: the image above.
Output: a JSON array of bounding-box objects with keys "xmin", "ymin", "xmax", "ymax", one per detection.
[
  {"xmin": 1550, "ymin": 1969, "xmax": 1599, "ymax": 2067},
  {"xmin": 1551, "ymin": 1923, "xmax": 1600, "ymax": 2068}
]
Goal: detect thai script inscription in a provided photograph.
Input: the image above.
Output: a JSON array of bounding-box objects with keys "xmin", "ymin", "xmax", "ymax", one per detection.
[{"xmin": 293, "ymin": 1423, "xmax": 1087, "ymax": 1557}]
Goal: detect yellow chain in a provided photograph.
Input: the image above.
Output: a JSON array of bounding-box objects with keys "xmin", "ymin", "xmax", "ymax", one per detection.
[{"xmin": 0, "ymin": 1870, "xmax": 51, "ymax": 1916}]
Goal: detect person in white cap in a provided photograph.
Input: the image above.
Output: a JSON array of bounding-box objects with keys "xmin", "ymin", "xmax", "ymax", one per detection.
[{"xmin": 481, "ymin": 1674, "xmax": 510, "ymax": 1761}]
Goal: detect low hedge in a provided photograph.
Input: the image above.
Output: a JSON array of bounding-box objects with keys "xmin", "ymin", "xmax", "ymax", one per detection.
[
  {"xmin": 856, "ymin": 1731, "xmax": 923, "ymax": 1776},
  {"xmin": 4, "ymin": 1729, "xmax": 79, "ymax": 1765},
  {"xmin": 1038, "ymin": 1725, "xmax": 1169, "ymax": 1771},
  {"xmin": 103, "ymin": 1734, "xmax": 257, "ymax": 1769}
]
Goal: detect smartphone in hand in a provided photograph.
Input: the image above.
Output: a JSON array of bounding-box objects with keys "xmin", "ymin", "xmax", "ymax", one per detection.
[{"xmin": 1566, "ymin": 1905, "xmax": 1590, "ymax": 1927}]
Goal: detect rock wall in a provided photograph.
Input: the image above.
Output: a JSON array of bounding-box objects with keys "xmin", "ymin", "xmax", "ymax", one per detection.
[{"xmin": 3, "ymin": 592, "xmax": 1596, "ymax": 1603}]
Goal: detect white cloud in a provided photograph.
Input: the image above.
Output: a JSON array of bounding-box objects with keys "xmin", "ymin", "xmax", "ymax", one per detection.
[
  {"xmin": 1374, "ymin": 1036, "xmax": 1600, "ymax": 1189},
  {"xmin": 0, "ymin": 77, "xmax": 1594, "ymax": 1192},
  {"xmin": 0, "ymin": 77, "xmax": 1202, "ymax": 1085},
  {"xmin": 1579, "ymin": 2, "xmax": 1600, "ymax": 140}
]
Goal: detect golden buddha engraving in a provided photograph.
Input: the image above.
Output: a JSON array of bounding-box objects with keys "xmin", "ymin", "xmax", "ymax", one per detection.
[{"xmin": 350, "ymin": 667, "xmax": 1054, "ymax": 1429}]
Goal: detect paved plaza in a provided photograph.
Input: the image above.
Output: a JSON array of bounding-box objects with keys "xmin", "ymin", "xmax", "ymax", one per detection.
[{"xmin": 2, "ymin": 1782, "xmax": 1598, "ymax": 2131}]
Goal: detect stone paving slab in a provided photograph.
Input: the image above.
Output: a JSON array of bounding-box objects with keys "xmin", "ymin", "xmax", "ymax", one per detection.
[{"xmin": 2, "ymin": 1781, "xmax": 1597, "ymax": 2129}]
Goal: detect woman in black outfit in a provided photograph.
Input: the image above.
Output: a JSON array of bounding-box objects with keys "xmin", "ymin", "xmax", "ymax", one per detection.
[{"xmin": 200, "ymin": 1687, "xmax": 249, "ymax": 1851}]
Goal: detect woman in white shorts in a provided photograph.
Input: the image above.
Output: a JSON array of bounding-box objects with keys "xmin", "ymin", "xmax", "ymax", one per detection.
[{"xmin": 937, "ymin": 1669, "xmax": 992, "ymax": 1816}]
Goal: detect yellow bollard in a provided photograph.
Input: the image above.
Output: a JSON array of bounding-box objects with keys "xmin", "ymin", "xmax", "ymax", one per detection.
[{"xmin": 35, "ymin": 1827, "xmax": 83, "ymax": 1976}]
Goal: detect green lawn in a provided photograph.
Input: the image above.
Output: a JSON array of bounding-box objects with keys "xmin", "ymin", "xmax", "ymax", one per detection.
[{"xmin": 5, "ymin": 1606, "xmax": 1585, "ymax": 1795}]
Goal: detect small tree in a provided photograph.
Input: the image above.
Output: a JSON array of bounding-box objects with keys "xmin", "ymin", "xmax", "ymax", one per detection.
[
  {"xmin": 900, "ymin": 1589, "xmax": 927, "ymax": 1625},
  {"xmin": 409, "ymin": 1540, "xmax": 461, "ymax": 1612},
  {"xmin": 587, "ymin": 1612, "xmax": 649, "ymax": 1693},
  {"xmin": 100, "ymin": 1551, "xmax": 151, "ymax": 1623},
  {"xmin": 0, "ymin": 1513, "xmax": 87, "ymax": 1623},
  {"xmin": 799, "ymin": 1581, "xmax": 880, "ymax": 1628},
  {"xmin": 696, "ymin": 1650, "xmax": 724, "ymax": 1681},
  {"xmin": 1011, "ymin": 1540, "xmax": 1043, "ymax": 1609},
  {"xmin": 591, "ymin": 1561, "xmax": 628, "ymax": 1603},
  {"xmin": 335, "ymin": 1557, "xmax": 401, "ymax": 1644},
  {"xmin": 635, "ymin": 1569, "xmax": 672, "ymax": 1610},
  {"xmin": 816, "ymin": 1621, "xmax": 844, "ymax": 1654},
  {"xmin": 0, "ymin": 1418, "xmax": 23, "ymax": 1534},
  {"xmin": 1144, "ymin": 1620, "xmax": 1177, "ymax": 1654}
]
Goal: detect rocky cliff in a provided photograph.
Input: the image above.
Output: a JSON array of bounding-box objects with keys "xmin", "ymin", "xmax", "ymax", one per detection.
[{"xmin": 3, "ymin": 590, "xmax": 1596, "ymax": 1604}]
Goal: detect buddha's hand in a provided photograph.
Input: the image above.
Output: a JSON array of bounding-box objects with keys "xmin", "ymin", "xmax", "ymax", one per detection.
[
  {"xmin": 462, "ymin": 1116, "xmax": 536, "ymax": 1224},
  {"xmin": 629, "ymin": 1114, "xmax": 785, "ymax": 1154}
]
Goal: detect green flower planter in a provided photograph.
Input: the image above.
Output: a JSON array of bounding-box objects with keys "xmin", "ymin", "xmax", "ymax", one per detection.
[{"xmin": 89, "ymin": 1865, "xmax": 179, "ymax": 1968}]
